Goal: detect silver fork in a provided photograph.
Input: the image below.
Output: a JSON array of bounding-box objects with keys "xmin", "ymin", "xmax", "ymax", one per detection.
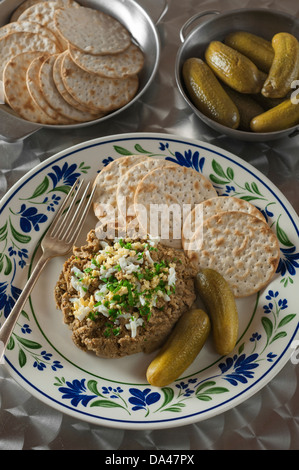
[{"xmin": 0, "ymin": 177, "xmax": 97, "ymax": 364}]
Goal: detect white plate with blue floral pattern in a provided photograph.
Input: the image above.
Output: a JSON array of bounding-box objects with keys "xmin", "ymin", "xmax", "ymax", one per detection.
[{"xmin": 1, "ymin": 133, "xmax": 298, "ymax": 430}]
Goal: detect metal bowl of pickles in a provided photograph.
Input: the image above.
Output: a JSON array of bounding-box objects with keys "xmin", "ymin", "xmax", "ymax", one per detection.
[{"xmin": 175, "ymin": 8, "xmax": 299, "ymax": 141}]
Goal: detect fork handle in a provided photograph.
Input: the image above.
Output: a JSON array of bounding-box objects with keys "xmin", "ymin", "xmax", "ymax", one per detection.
[{"xmin": 0, "ymin": 252, "xmax": 49, "ymax": 363}]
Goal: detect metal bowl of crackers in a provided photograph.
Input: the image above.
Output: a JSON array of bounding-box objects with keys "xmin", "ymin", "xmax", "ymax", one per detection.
[
  {"xmin": 175, "ymin": 8, "xmax": 299, "ymax": 142},
  {"xmin": 0, "ymin": 0, "xmax": 166, "ymax": 141}
]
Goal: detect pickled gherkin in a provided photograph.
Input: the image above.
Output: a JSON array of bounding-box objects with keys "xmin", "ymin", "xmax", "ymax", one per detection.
[
  {"xmin": 225, "ymin": 31, "xmax": 274, "ymax": 73},
  {"xmin": 182, "ymin": 57, "xmax": 240, "ymax": 129},
  {"xmin": 251, "ymin": 98, "xmax": 299, "ymax": 132},
  {"xmin": 205, "ymin": 41, "xmax": 264, "ymax": 94},
  {"xmin": 196, "ymin": 269, "xmax": 238, "ymax": 356},
  {"xmin": 223, "ymin": 86, "xmax": 264, "ymax": 131},
  {"xmin": 262, "ymin": 32, "xmax": 299, "ymax": 98},
  {"xmin": 146, "ymin": 309, "xmax": 211, "ymax": 387}
]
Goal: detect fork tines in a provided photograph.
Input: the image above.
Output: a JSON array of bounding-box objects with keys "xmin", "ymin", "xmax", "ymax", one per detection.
[{"xmin": 49, "ymin": 178, "xmax": 96, "ymax": 244}]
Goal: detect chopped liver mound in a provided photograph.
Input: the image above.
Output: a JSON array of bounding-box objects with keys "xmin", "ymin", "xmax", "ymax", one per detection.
[{"xmin": 54, "ymin": 230, "xmax": 197, "ymax": 358}]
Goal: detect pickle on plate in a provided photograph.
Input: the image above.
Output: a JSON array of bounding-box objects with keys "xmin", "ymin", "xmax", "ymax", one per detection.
[
  {"xmin": 146, "ymin": 308, "xmax": 211, "ymax": 387},
  {"xmin": 182, "ymin": 57, "xmax": 240, "ymax": 129},
  {"xmin": 224, "ymin": 31, "xmax": 274, "ymax": 73},
  {"xmin": 205, "ymin": 40, "xmax": 264, "ymax": 94},
  {"xmin": 262, "ymin": 32, "xmax": 299, "ymax": 98},
  {"xmin": 195, "ymin": 269, "xmax": 238, "ymax": 356}
]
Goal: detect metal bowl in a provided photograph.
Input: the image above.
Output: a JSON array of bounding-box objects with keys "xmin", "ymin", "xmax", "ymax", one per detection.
[
  {"xmin": 175, "ymin": 8, "xmax": 299, "ymax": 142},
  {"xmin": 0, "ymin": 0, "xmax": 167, "ymax": 142}
]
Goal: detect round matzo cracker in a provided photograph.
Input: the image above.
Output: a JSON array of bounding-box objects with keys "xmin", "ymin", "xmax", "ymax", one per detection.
[
  {"xmin": 69, "ymin": 42, "xmax": 144, "ymax": 78},
  {"xmin": 182, "ymin": 195, "xmax": 266, "ymax": 250},
  {"xmin": 3, "ymin": 51, "xmax": 56, "ymax": 123},
  {"xmin": 116, "ymin": 158, "xmax": 174, "ymax": 222},
  {"xmin": 93, "ymin": 155, "xmax": 148, "ymax": 219},
  {"xmin": 54, "ymin": 6, "xmax": 131, "ymax": 55},
  {"xmin": 134, "ymin": 164, "xmax": 218, "ymax": 248},
  {"xmin": 61, "ymin": 52, "xmax": 139, "ymax": 112},
  {"xmin": 0, "ymin": 20, "xmax": 60, "ymax": 46},
  {"xmin": 52, "ymin": 52, "xmax": 99, "ymax": 113},
  {"xmin": 186, "ymin": 211, "xmax": 280, "ymax": 297},
  {"xmin": 26, "ymin": 54, "xmax": 73, "ymax": 124},
  {"xmin": 10, "ymin": 0, "xmax": 46, "ymax": 22},
  {"xmin": 0, "ymin": 31, "xmax": 60, "ymax": 77},
  {"xmin": 10, "ymin": 0, "xmax": 79, "ymax": 22},
  {"xmin": 39, "ymin": 54, "xmax": 102, "ymax": 122},
  {"xmin": 18, "ymin": 1, "xmax": 72, "ymax": 50}
]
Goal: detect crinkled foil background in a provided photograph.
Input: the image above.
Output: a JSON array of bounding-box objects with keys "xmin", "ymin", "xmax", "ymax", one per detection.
[{"xmin": 0, "ymin": 0, "xmax": 299, "ymax": 450}]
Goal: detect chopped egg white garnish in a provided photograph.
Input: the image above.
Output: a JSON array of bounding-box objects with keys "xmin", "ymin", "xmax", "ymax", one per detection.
[
  {"xmin": 70, "ymin": 267, "xmax": 90, "ymax": 298},
  {"xmin": 125, "ymin": 317, "xmax": 144, "ymax": 338},
  {"xmin": 144, "ymin": 250, "xmax": 154, "ymax": 265},
  {"xmin": 69, "ymin": 237, "xmax": 177, "ymax": 338},
  {"xmin": 168, "ymin": 266, "xmax": 176, "ymax": 287}
]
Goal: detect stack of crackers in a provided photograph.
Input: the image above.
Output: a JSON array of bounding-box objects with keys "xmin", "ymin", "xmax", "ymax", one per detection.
[
  {"xmin": 93, "ymin": 155, "xmax": 281, "ymax": 298},
  {"xmin": 1, "ymin": 0, "xmax": 143, "ymax": 124}
]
